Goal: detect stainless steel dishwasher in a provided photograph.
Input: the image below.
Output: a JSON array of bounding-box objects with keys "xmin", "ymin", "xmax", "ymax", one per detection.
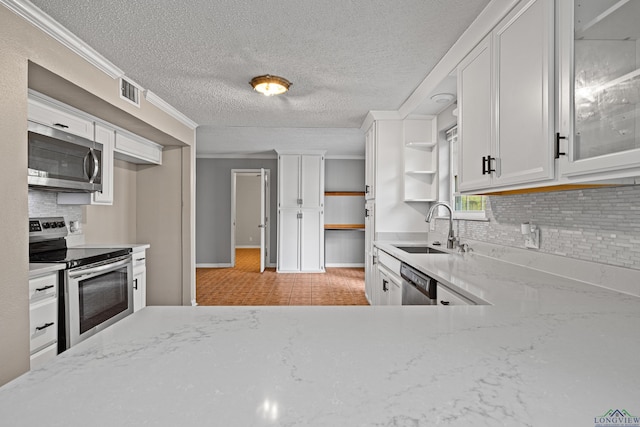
[{"xmin": 400, "ymin": 262, "xmax": 437, "ymax": 305}]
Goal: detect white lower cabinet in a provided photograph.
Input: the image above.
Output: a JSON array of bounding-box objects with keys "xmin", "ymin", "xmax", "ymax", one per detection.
[
  {"xmin": 132, "ymin": 248, "xmax": 147, "ymax": 312},
  {"xmin": 28, "ymin": 272, "xmax": 58, "ymax": 369},
  {"xmin": 277, "ymin": 209, "xmax": 324, "ymax": 272},
  {"xmin": 375, "ymin": 250, "xmax": 402, "ymax": 306}
]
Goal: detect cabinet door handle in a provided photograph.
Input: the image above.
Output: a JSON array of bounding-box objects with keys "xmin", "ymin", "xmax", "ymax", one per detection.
[
  {"xmin": 555, "ymin": 133, "xmax": 567, "ymax": 158},
  {"xmin": 365, "ymin": 208, "xmax": 369, "ymax": 218},
  {"xmin": 53, "ymin": 123, "xmax": 69, "ymax": 129},
  {"xmin": 487, "ymin": 156, "xmax": 496, "ymax": 173},
  {"xmin": 382, "ymin": 280, "xmax": 389, "ymax": 292},
  {"xmin": 133, "ymin": 278, "xmax": 138, "ymax": 290},
  {"xmin": 35, "ymin": 285, "xmax": 54, "ymax": 292},
  {"xmin": 35, "ymin": 322, "xmax": 54, "ymax": 331},
  {"xmin": 440, "ymin": 300, "xmax": 450, "ymax": 306},
  {"xmin": 482, "ymin": 156, "xmax": 488, "ymax": 175},
  {"xmin": 365, "ymin": 185, "xmax": 370, "ymax": 194}
]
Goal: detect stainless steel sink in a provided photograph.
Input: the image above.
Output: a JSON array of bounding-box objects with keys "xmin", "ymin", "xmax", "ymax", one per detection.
[{"xmin": 393, "ymin": 245, "xmax": 447, "ymax": 254}]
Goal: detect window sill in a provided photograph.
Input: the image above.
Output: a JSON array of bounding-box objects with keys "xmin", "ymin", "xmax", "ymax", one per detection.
[{"xmin": 452, "ymin": 211, "xmax": 488, "ymax": 221}]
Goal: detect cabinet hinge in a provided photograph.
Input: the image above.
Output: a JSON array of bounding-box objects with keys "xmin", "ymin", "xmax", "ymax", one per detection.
[{"xmin": 555, "ymin": 133, "xmax": 567, "ymax": 158}]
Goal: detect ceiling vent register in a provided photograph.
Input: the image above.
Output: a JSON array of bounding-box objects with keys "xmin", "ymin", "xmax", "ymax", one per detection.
[{"xmin": 120, "ymin": 78, "xmax": 140, "ymax": 107}]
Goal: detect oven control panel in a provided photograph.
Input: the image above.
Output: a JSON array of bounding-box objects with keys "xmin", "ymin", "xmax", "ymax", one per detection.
[{"xmin": 29, "ymin": 217, "xmax": 69, "ymax": 241}]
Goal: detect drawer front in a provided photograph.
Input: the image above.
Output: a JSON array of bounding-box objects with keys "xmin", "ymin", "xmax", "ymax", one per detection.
[
  {"xmin": 377, "ymin": 251, "xmax": 401, "ymax": 277},
  {"xmin": 30, "ymin": 343, "xmax": 58, "ymax": 370},
  {"xmin": 437, "ymin": 284, "xmax": 474, "ymax": 306},
  {"xmin": 28, "ymin": 99, "xmax": 93, "ymax": 139},
  {"xmin": 29, "ymin": 299, "xmax": 58, "ymax": 354},
  {"xmin": 29, "ymin": 273, "xmax": 57, "ymax": 303}
]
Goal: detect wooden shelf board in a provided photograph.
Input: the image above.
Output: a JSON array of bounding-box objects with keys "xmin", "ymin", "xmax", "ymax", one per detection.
[
  {"xmin": 324, "ymin": 191, "xmax": 366, "ymax": 196},
  {"xmin": 324, "ymin": 224, "xmax": 365, "ymax": 230}
]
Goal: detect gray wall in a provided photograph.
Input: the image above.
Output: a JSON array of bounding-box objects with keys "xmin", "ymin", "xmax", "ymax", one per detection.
[
  {"xmin": 196, "ymin": 158, "xmax": 278, "ymax": 265},
  {"xmin": 325, "ymin": 159, "xmax": 366, "ymax": 266},
  {"xmin": 235, "ymin": 174, "xmax": 261, "ymax": 247}
]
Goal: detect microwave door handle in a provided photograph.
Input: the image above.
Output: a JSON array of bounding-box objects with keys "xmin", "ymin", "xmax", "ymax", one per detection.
[{"xmin": 85, "ymin": 149, "xmax": 99, "ymax": 184}]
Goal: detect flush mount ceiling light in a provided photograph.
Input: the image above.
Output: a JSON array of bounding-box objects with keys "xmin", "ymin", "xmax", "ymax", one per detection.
[
  {"xmin": 430, "ymin": 93, "xmax": 455, "ymax": 104},
  {"xmin": 250, "ymin": 75, "xmax": 292, "ymax": 96}
]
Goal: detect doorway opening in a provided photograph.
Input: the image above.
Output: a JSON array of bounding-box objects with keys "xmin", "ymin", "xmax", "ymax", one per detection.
[{"xmin": 231, "ymin": 169, "xmax": 270, "ymax": 272}]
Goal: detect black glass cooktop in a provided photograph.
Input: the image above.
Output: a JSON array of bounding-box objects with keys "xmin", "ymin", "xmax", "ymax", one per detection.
[{"xmin": 30, "ymin": 246, "xmax": 131, "ymax": 269}]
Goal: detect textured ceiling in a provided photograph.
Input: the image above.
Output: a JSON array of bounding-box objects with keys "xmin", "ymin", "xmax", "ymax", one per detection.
[{"xmin": 29, "ymin": 0, "xmax": 490, "ymax": 156}]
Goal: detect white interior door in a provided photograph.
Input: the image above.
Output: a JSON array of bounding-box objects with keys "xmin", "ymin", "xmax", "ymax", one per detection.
[{"xmin": 259, "ymin": 168, "xmax": 266, "ymax": 273}]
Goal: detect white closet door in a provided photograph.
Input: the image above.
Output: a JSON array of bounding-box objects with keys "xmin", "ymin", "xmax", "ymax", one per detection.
[
  {"xmin": 278, "ymin": 209, "xmax": 300, "ymax": 271},
  {"xmin": 300, "ymin": 209, "xmax": 323, "ymax": 271},
  {"xmin": 300, "ymin": 155, "xmax": 323, "ymax": 209},
  {"xmin": 278, "ymin": 154, "xmax": 300, "ymax": 208}
]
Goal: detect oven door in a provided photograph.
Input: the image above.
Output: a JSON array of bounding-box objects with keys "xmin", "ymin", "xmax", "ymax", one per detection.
[{"xmin": 65, "ymin": 255, "xmax": 133, "ymax": 348}]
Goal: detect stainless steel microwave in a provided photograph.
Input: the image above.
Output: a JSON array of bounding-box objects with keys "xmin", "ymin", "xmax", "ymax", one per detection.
[{"xmin": 28, "ymin": 121, "xmax": 103, "ymax": 193}]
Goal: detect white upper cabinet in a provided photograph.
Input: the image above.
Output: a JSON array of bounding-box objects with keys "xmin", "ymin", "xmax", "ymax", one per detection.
[
  {"xmin": 457, "ymin": 0, "xmax": 555, "ymax": 192},
  {"xmin": 114, "ymin": 131, "xmax": 163, "ymax": 165},
  {"xmin": 493, "ymin": 0, "xmax": 554, "ymax": 187},
  {"xmin": 557, "ymin": 0, "xmax": 640, "ymax": 179},
  {"xmin": 28, "ymin": 96, "xmax": 94, "ymax": 140},
  {"xmin": 364, "ymin": 123, "xmax": 376, "ymax": 200},
  {"xmin": 458, "ymin": 35, "xmax": 493, "ymax": 192}
]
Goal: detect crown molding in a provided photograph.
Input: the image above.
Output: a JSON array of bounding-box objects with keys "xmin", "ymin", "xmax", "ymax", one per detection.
[
  {"xmin": 3, "ymin": 0, "xmax": 199, "ymax": 130},
  {"xmin": 2, "ymin": 0, "xmax": 124, "ymax": 78},
  {"xmin": 196, "ymin": 153, "xmax": 278, "ymax": 159},
  {"xmin": 145, "ymin": 90, "xmax": 198, "ymax": 130}
]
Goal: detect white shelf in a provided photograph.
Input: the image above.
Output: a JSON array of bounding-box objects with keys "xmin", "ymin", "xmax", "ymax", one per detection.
[
  {"xmin": 403, "ymin": 118, "xmax": 438, "ymax": 202},
  {"xmin": 405, "ymin": 170, "xmax": 437, "ymax": 175},
  {"xmin": 405, "ymin": 141, "xmax": 437, "ymax": 149}
]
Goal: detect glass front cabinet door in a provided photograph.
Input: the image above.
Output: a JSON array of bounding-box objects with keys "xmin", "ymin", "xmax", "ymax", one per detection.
[{"xmin": 557, "ymin": 0, "xmax": 640, "ymax": 179}]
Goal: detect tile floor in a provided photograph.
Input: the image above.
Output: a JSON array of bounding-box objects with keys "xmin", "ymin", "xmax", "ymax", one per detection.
[{"xmin": 196, "ymin": 248, "xmax": 369, "ymax": 306}]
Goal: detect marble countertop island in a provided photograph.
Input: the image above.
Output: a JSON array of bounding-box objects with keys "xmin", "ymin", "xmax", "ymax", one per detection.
[{"xmin": 3, "ymin": 248, "xmax": 640, "ymax": 426}]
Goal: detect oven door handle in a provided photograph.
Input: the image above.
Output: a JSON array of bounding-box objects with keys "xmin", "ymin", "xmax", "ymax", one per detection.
[{"xmin": 68, "ymin": 256, "xmax": 131, "ymax": 280}]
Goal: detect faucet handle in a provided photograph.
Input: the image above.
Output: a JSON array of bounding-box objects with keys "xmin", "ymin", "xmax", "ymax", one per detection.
[{"xmin": 458, "ymin": 243, "xmax": 472, "ymax": 253}]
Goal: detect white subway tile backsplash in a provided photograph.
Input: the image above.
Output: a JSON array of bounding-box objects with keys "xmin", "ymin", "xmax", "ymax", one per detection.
[
  {"xmin": 433, "ymin": 185, "xmax": 640, "ymax": 270},
  {"xmin": 28, "ymin": 190, "xmax": 83, "ymax": 225}
]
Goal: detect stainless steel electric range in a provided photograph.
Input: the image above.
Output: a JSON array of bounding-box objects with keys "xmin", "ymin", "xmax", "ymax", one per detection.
[{"xmin": 29, "ymin": 217, "xmax": 133, "ymax": 352}]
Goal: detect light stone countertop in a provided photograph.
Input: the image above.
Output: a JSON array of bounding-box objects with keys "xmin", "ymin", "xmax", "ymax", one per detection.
[
  {"xmin": 5, "ymin": 243, "xmax": 640, "ymax": 426},
  {"xmin": 28, "ymin": 263, "xmax": 65, "ymax": 277}
]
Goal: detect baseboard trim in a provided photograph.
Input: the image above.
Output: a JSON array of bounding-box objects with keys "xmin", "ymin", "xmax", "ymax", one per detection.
[
  {"xmin": 325, "ymin": 263, "xmax": 365, "ymax": 268},
  {"xmin": 196, "ymin": 263, "xmax": 232, "ymax": 268},
  {"xmin": 235, "ymin": 245, "xmax": 260, "ymax": 249}
]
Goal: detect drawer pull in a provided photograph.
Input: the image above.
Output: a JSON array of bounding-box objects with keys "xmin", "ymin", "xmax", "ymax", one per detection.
[
  {"xmin": 53, "ymin": 123, "xmax": 69, "ymax": 129},
  {"xmin": 35, "ymin": 322, "xmax": 55, "ymax": 331},
  {"xmin": 35, "ymin": 285, "xmax": 54, "ymax": 292}
]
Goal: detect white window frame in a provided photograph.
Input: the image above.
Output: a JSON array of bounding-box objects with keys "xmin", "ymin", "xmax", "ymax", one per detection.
[{"xmin": 447, "ymin": 126, "xmax": 488, "ymax": 221}]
